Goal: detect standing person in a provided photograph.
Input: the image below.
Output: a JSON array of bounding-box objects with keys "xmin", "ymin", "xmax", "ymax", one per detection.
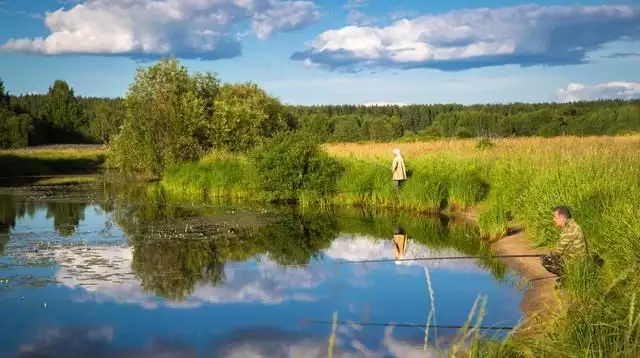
[
  {"xmin": 391, "ymin": 148, "xmax": 407, "ymax": 191},
  {"xmin": 541, "ymin": 206, "xmax": 587, "ymax": 287}
]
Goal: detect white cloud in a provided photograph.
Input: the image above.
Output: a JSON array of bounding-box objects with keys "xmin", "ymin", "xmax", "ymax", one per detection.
[
  {"xmin": 13, "ymin": 233, "xmax": 484, "ymax": 309},
  {"xmin": 45, "ymin": 245, "xmax": 325, "ymax": 308},
  {"xmin": 1, "ymin": 0, "xmax": 321, "ymax": 59},
  {"xmin": 291, "ymin": 4, "xmax": 640, "ymax": 71},
  {"xmin": 557, "ymin": 81, "xmax": 640, "ymax": 101},
  {"xmin": 326, "ymin": 234, "xmax": 484, "ymax": 272},
  {"xmin": 346, "ymin": 9, "xmax": 376, "ymax": 26}
]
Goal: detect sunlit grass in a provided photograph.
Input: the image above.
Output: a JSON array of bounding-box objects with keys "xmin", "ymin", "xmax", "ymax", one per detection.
[{"xmin": 0, "ymin": 146, "xmax": 109, "ymax": 178}]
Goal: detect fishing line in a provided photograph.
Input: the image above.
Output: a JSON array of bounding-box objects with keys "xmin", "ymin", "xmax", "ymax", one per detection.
[
  {"xmin": 297, "ymin": 319, "xmax": 516, "ymax": 331},
  {"xmin": 334, "ymin": 253, "xmax": 545, "ymax": 265}
]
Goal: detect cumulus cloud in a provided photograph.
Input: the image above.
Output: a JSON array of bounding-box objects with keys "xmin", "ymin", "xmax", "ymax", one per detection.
[
  {"xmin": 14, "ymin": 233, "xmax": 485, "ymax": 309},
  {"xmin": 326, "ymin": 234, "xmax": 484, "ymax": 272},
  {"xmin": 556, "ymin": 81, "xmax": 640, "ymax": 101},
  {"xmin": 1, "ymin": 0, "xmax": 321, "ymax": 59},
  {"xmin": 291, "ymin": 4, "xmax": 640, "ymax": 71},
  {"xmin": 42, "ymin": 245, "xmax": 325, "ymax": 308}
]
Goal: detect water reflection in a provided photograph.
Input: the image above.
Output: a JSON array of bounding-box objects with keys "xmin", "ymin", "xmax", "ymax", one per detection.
[
  {"xmin": 0, "ymin": 178, "xmax": 522, "ymax": 357},
  {"xmin": 393, "ymin": 227, "xmax": 407, "ymax": 260}
]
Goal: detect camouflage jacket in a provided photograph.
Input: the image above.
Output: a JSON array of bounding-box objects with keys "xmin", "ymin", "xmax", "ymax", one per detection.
[{"xmin": 555, "ymin": 219, "xmax": 587, "ymax": 260}]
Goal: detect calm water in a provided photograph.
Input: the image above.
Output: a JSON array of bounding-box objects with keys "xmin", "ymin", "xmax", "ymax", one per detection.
[{"xmin": 0, "ymin": 178, "xmax": 524, "ymax": 357}]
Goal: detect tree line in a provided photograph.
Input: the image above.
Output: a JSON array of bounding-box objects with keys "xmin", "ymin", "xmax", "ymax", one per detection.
[
  {"xmin": 0, "ymin": 78, "xmax": 125, "ymax": 149},
  {"xmin": 2, "ymin": 61, "xmax": 640, "ymax": 151},
  {"xmin": 291, "ymin": 100, "xmax": 640, "ymax": 141}
]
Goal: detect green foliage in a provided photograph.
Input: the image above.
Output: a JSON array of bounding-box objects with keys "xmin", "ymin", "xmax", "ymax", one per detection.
[
  {"xmin": 110, "ymin": 58, "xmax": 219, "ymax": 176},
  {"xmin": 456, "ymin": 127, "xmax": 474, "ymax": 138},
  {"xmin": 163, "ymin": 152, "xmax": 256, "ymax": 199},
  {"xmin": 0, "ymin": 78, "xmax": 9, "ymax": 108},
  {"xmin": 332, "ymin": 115, "xmax": 365, "ymax": 142},
  {"xmin": 299, "ymin": 113, "xmax": 334, "ymax": 142},
  {"xmin": 366, "ymin": 117, "xmax": 394, "ymax": 141},
  {"xmin": 0, "ymin": 113, "xmax": 32, "ymax": 149},
  {"xmin": 88, "ymin": 100, "xmax": 125, "ymax": 143},
  {"xmin": 211, "ymin": 83, "xmax": 288, "ymax": 152},
  {"xmin": 288, "ymin": 101, "xmax": 640, "ymax": 141},
  {"xmin": 46, "ymin": 80, "xmax": 86, "ymax": 141},
  {"xmin": 250, "ymin": 131, "xmax": 344, "ymax": 202},
  {"xmin": 0, "ymin": 78, "xmax": 32, "ymax": 149}
]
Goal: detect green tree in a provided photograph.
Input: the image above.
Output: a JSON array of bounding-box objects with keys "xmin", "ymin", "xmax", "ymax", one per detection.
[
  {"xmin": 0, "ymin": 78, "xmax": 10, "ymax": 108},
  {"xmin": 332, "ymin": 115, "xmax": 365, "ymax": 142},
  {"xmin": 0, "ymin": 113, "xmax": 32, "ymax": 148},
  {"xmin": 212, "ymin": 82, "xmax": 288, "ymax": 152},
  {"xmin": 47, "ymin": 80, "xmax": 85, "ymax": 140},
  {"xmin": 367, "ymin": 117, "xmax": 394, "ymax": 141},
  {"xmin": 110, "ymin": 58, "xmax": 219, "ymax": 176},
  {"xmin": 89, "ymin": 101, "xmax": 125, "ymax": 143}
]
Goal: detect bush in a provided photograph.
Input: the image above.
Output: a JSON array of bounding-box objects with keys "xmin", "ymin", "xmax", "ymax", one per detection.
[
  {"xmin": 250, "ymin": 131, "xmax": 344, "ymax": 202},
  {"xmin": 455, "ymin": 127, "xmax": 474, "ymax": 138}
]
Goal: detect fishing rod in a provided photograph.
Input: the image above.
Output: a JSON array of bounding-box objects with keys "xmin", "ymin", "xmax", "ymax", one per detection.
[
  {"xmin": 297, "ymin": 319, "xmax": 516, "ymax": 331},
  {"xmin": 334, "ymin": 253, "xmax": 545, "ymax": 265}
]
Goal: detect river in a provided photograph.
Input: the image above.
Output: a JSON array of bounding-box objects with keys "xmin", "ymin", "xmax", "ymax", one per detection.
[{"xmin": 0, "ymin": 176, "xmax": 524, "ymax": 357}]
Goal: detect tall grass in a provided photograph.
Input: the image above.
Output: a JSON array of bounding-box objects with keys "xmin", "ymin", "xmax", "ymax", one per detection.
[{"xmin": 162, "ymin": 152, "xmax": 257, "ymax": 200}]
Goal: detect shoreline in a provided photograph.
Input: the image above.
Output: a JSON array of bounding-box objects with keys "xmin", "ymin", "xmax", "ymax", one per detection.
[
  {"xmin": 489, "ymin": 228, "xmax": 561, "ymax": 333},
  {"xmin": 0, "ymin": 173, "xmax": 558, "ymax": 335}
]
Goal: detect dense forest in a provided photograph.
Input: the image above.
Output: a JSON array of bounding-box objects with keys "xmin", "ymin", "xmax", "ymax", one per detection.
[
  {"xmin": 0, "ymin": 78, "xmax": 125, "ymax": 148},
  {"xmin": 1, "ymin": 74, "xmax": 640, "ymax": 149}
]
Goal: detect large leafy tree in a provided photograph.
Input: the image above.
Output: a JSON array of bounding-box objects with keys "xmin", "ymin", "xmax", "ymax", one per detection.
[
  {"xmin": 212, "ymin": 82, "xmax": 289, "ymax": 152},
  {"xmin": 110, "ymin": 58, "xmax": 220, "ymax": 176}
]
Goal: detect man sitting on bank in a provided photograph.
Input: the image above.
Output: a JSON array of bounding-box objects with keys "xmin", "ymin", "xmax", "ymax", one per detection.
[{"xmin": 541, "ymin": 206, "xmax": 587, "ymax": 286}]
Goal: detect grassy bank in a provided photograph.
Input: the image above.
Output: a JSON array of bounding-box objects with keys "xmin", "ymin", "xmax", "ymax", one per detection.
[
  {"xmin": 0, "ymin": 146, "xmax": 108, "ymax": 178},
  {"xmin": 163, "ymin": 135, "xmax": 640, "ymax": 356}
]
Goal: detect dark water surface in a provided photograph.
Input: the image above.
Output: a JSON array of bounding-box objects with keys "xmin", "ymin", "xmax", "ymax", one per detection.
[{"xmin": 0, "ymin": 178, "xmax": 524, "ymax": 357}]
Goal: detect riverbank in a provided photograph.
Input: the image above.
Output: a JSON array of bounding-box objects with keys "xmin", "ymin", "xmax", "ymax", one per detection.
[
  {"xmin": 0, "ymin": 145, "xmax": 107, "ymax": 179},
  {"xmin": 163, "ymin": 135, "xmax": 640, "ymax": 357},
  {"xmin": 490, "ymin": 229, "xmax": 560, "ymax": 329}
]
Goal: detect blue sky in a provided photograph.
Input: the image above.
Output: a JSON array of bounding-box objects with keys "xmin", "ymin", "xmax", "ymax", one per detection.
[{"xmin": 1, "ymin": 0, "xmax": 639, "ymax": 104}]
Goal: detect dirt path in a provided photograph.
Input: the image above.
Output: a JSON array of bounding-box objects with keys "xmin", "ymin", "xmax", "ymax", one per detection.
[{"xmin": 490, "ymin": 229, "xmax": 562, "ymax": 332}]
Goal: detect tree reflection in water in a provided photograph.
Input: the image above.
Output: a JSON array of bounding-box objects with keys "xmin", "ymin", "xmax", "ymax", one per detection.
[{"xmin": 0, "ymin": 179, "xmax": 508, "ymax": 301}]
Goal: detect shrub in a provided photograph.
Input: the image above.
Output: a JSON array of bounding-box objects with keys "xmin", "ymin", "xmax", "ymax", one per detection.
[{"xmin": 250, "ymin": 131, "xmax": 344, "ymax": 202}]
